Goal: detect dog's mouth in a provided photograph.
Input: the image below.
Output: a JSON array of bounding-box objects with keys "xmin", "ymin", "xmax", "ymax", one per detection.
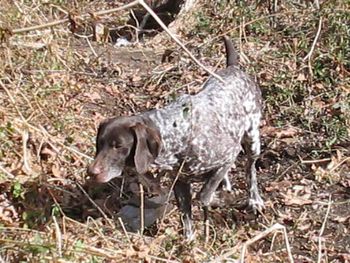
[{"xmin": 95, "ymin": 168, "xmax": 123, "ymax": 183}]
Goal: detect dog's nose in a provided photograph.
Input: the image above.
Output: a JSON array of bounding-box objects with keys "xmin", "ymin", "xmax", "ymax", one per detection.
[{"xmin": 88, "ymin": 163, "xmax": 102, "ymax": 176}]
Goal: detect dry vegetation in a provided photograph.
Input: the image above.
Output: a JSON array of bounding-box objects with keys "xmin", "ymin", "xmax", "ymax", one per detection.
[{"xmin": 0, "ymin": 0, "xmax": 349, "ymax": 262}]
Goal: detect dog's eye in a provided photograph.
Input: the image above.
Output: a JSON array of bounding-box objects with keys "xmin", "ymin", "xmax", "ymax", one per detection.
[{"xmin": 111, "ymin": 142, "xmax": 120, "ymax": 149}]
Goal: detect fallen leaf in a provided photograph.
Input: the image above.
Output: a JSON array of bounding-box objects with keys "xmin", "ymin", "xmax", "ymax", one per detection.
[
  {"xmin": 297, "ymin": 73, "xmax": 307, "ymax": 81},
  {"xmin": 51, "ymin": 164, "xmax": 62, "ymax": 178},
  {"xmin": 261, "ymin": 126, "xmax": 300, "ymax": 138},
  {"xmin": 281, "ymin": 192, "xmax": 313, "ymax": 206}
]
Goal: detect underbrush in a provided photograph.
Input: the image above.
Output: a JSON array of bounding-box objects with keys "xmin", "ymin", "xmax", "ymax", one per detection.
[{"xmin": 0, "ymin": 0, "xmax": 349, "ymax": 262}]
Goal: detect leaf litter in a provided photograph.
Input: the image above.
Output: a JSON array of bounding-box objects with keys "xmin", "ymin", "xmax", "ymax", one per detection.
[{"xmin": 0, "ymin": 0, "xmax": 349, "ymax": 262}]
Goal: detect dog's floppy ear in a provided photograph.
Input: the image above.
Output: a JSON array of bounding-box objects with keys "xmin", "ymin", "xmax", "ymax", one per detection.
[{"xmin": 132, "ymin": 123, "xmax": 161, "ymax": 174}]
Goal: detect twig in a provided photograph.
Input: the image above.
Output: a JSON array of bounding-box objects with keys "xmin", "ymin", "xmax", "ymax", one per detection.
[
  {"xmin": 11, "ymin": 1, "xmax": 139, "ymax": 34},
  {"xmin": 330, "ymin": 156, "xmax": 350, "ymax": 173},
  {"xmin": 0, "ymin": 164, "xmax": 15, "ymax": 179},
  {"xmin": 118, "ymin": 217, "xmax": 131, "ymax": 244},
  {"xmin": 52, "ymin": 215, "xmax": 62, "ymax": 257},
  {"xmin": 86, "ymin": 36, "xmax": 98, "ymax": 57},
  {"xmin": 317, "ymin": 196, "xmax": 332, "ymax": 263},
  {"xmin": 148, "ymin": 255, "xmax": 180, "ymax": 263},
  {"xmin": 209, "ymin": 223, "xmax": 294, "ymax": 263},
  {"xmin": 137, "ymin": 0, "xmax": 225, "ymax": 84},
  {"xmin": 303, "ymin": 17, "xmax": 323, "ymax": 77},
  {"xmin": 129, "ymin": 9, "xmax": 140, "ymax": 43},
  {"xmin": 0, "ymin": 79, "xmax": 27, "ymax": 122},
  {"xmin": 314, "ymin": 0, "xmax": 320, "ymax": 9},
  {"xmin": 240, "ymin": 223, "xmax": 293, "ymax": 263},
  {"xmin": 139, "ymin": 183, "xmax": 145, "ymax": 236},
  {"xmin": 158, "ymin": 161, "xmax": 185, "ymax": 232},
  {"xmin": 21, "ymin": 129, "xmax": 35, "ymax": 175},
  {"xmin": 300, "ymin": 158, "xmax": 331, "ymax": 164},
  {"xmin": 75, "ymin": 182, "xmax": 115, "ymax": 229},
  {"xmin": 303, "ymin": 16, "xmax": 323, "ymax": 60}
]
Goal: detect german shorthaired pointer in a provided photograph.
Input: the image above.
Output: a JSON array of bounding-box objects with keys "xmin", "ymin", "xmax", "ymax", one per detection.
[{"xmin": 88, "ymin": 36, "xmax": 264, "ymax": 240}]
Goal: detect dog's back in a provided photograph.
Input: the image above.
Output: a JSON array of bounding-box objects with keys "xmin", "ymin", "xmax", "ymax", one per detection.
[{"xmin": 149, "ymin": 37, "xmax": 262, "ymax": 177}]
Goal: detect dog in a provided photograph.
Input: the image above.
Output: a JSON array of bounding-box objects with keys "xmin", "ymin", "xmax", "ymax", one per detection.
[{"xmin": 88, "ymin": 36, "xmax": 264, "ymax": 240}]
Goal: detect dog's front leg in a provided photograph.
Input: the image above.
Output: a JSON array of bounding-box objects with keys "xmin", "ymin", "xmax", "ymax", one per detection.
[
  {"xmin": 198, "ymin": 164, "xmax": 231, "ymax": 239},
  {"xmin": 199, "ymin": 165, "xmax": 231, "ymax": 207},
  {"xmin": 174, "ymin": 180, "xmax": 194, "ymax": 240}
]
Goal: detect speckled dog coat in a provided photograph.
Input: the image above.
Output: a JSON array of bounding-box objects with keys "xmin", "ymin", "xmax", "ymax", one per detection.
[{"xmin": 88, "ymin": 36, "xmax": 265, "ymax": 239}]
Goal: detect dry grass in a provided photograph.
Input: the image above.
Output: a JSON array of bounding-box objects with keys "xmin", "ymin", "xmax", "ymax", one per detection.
[{"xmin": 0, "ymin": 0, "xmax": 349, "ymax": 262}]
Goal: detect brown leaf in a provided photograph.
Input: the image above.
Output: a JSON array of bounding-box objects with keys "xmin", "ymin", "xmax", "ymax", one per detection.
[
  {"xmin": 40, "ymin": 144, "xmax": 57, "ymax": 160},
  {"xmin": 0, "ymin": 193, "xmax": 19, "ymax": 225},
  {"xmin": 281, "ymin": 191, "xmax": 312, "ymax": 206},
  {"xmin": 332, "ymin": 215, "xmax": 349, "ymax": 223},
  {"xmin": 261, "ymin": 126, "xmax": 300, "ymax": 138},
  {"xmin": 83, "ymin": 92, "xmax": 101, "ymax": 102},
  {"xmin": 297, "ymin": 73, "xmax": 307, "ymax": 81},
  {"xmin": 51, "ymin": 164, "xmax": 62, "ymax": 178},
  {"xmin": 265, "ymin": 180, "xmax": 292, "ymax": 192}
]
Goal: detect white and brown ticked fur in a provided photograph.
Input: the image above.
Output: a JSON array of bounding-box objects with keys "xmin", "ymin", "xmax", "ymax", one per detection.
[{"xmin": 88, "ymin": 36, "xmax": 264, "ymax": 240}]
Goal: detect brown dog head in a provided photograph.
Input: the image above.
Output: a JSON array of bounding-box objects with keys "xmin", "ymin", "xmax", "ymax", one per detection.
[{"xmin": 87, "ymin": 116, "xmax": 161, "ymax": 183}]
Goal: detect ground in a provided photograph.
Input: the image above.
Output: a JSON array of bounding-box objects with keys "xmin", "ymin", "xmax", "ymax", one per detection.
[{"xmin": 0, "ymin": 0, "xmax": 349, "ymax": 262}]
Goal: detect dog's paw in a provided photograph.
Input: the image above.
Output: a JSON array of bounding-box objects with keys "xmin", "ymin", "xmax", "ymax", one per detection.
[
  {"xmin": 223, "ymin": 181, "xmax": 232, "ymax": 192},
  {"xmin": 248, "ymin": 195, "xmax": 265, "ymax": 213},
  {"xmin": 185, "ymin": 229, "xmax": 196, "ymax": 242},
  {"xmin": 198, "ymin": 191, "xmax": 215, "ymax": 207}
]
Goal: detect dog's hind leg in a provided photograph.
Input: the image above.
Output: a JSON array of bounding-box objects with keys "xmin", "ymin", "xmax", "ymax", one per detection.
[{"xmin": 243, "ymin": 115, "xmax": 265, "ymax": 213}]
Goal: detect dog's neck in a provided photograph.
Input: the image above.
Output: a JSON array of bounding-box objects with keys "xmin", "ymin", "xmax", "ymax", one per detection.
[{"xmin": 143, "ymin": 95, "xmax": 192, "ymax": 170}]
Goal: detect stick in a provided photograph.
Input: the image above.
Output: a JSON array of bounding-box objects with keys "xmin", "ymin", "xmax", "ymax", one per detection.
[
  {"xmin": 209, "ymin": 223, "xmax": 294, "ymax": 263},
  {"xmin": 300, "ymin": 158, "xmax": 331, "ymax": 164},
  {"xmin": 303, "ymin": 16, "xmax": 323, "ymax": 60},
  {"xmin": 0, "ymin": 164, "xmax": 15, "ymax": 179},
  {"xmin": 22, "ymin": 129, "xmax": 34, "ymax": 175},
  {"xmin": 240, "ymin": 223, "xmax": 293, "ymax": 263},
  {"xmin": 158, "ymin": 160, "xmax": 185, "ymax": 232},
  {"xmin": 137, "ymin": 0, "xmax": 225, "ymax": 84},
  {"xmin": 118, "ymin": 217, "xmax": 131, "ymax": 244},
  {"xmin": 139, "ymin": 183, "xmax": 145, "ymax": 236},
  {"xmin": 11, "ymin": 1, "xmax": 139, "ymax": 34},
  {"xmin": 52, "ymin": 215, "xmax": 62, "ymax": 257},
  {"xmin": 75, "ymin": 182, "xmax": 115, "ymax": 229},
  {"xmin": 317, "ymin": 196, "xmax": 332, "ymax": 263}
]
